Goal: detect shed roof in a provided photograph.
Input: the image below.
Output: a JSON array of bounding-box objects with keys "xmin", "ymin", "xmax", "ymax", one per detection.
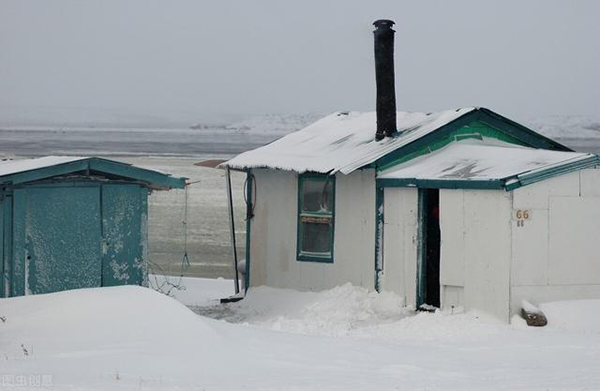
[
  {"xmin": 0, "ymin": 156, "xmax": 187, "ymax": 190},
  {"xmin": 224, "ymin": 107, "xmax": 570, "ymax": 175},
  {"xmin": 377, "ymin": 142, "xmax": 598, "ymax": 191}
]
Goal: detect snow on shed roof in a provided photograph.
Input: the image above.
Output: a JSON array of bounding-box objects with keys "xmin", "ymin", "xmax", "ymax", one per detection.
[
  {"xmin": 0, "ymin": 156, "xmax": 85, "ymax": 177},
  {"xmin": 224, "ymin": 108, "xmax": 475, "ymax": 174},
  {"xmin": 377, "ymin": 142, "xmax": 596, "ymax": 189},
  {"xmin": 0, "ymin": 156, "xmax": 186, "ymax": 189}
]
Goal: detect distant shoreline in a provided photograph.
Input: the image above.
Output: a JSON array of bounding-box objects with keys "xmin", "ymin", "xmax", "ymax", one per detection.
[
  {"xmin": 0, "ymin": 127, "xmax": 282, "ymax": 158},
  {"xmin": 1, "ymin": 128, "xmax": 599, "ymax": 158}
]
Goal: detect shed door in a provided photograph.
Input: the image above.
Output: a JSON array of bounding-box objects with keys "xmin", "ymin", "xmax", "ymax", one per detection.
[
  {"xmin": 23, "ymin": 187, "xmax": 102, "ymax": 294},
  {"xmin": 101, "ymin": 185, "xmax": 145, "ymax": 286}
]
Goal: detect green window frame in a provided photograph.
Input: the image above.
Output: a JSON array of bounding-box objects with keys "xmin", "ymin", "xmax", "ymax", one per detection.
[{"xmin": 296, "ymin": 173, "xmax": 335, "ymax": 263}]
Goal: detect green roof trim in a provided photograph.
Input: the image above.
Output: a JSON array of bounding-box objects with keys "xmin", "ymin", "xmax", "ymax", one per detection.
[
  {"xmin": 0, "ymin": 158, "xmax": 187, "ymax": 189},
  {"xmin": 505, "ymin": 155, "xmax": 600, "ymax": 191},
  {"xmin": 377, "ymin": 178, "xmax": 505, "ymax": 190},
  {"xmin": 477, "ymin": 108, "xmax": 571, "ymax": 152},
  {"xmin": 377, "ymin": 155, "xmax": 600, "ymax": 192},
  {"xmin": 372, "ymin": 108, "xmax": 572, "ymax": 173},
  {"xmin": 377, "ymin": 119, "xmax": 531, "ymax": 171}
]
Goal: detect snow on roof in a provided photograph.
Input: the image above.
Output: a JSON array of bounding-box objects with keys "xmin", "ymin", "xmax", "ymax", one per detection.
[
  {"xmin": 224, "ymin": 108, "xmax": 475, "ymax": 174},
  {"xmin": 0, "ymin": 156, "xmax": 187, "ymax": 189},
  {"xmin": 377, "ymin": 142, "xmax": 593, "ymax": 182},
  {"xmin": 0, "ymin": 156, "xmax": 86, "ymax": 178}
]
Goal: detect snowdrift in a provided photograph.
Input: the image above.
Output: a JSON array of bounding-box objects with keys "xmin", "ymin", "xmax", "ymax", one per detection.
[
  {"xmin": 1, "ymin": 285, "xmax": 218, "ymax": 357},
  {"xmin": 224, "ymin": 283, "xmax": 504, "ymax": 340},
  {"xmin": 0, "ymin": 286, "xmax": 226, "ymax": 390},
  {"xmin": 541, "ymin": 299, "xmax": 600, "ymax": 333},
  {"xmin": 1, "ymin": 280, "xmax": 600, "ymax": 390}
]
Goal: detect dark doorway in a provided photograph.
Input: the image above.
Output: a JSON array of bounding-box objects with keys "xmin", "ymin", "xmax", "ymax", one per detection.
[{"xmin": 417, "ymin": 189, "xmax": 441, "ymax": 309}]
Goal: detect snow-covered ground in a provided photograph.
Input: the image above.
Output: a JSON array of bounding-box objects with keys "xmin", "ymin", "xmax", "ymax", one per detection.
[{"xmin": 3, "ymin": 277, "xmax": 597, "ymax": 390}]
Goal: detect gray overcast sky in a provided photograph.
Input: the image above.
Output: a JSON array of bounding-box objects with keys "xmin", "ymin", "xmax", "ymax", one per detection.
[{"xmin": 1, "ymin": 0, "xmax": 599, "ymax": 123}]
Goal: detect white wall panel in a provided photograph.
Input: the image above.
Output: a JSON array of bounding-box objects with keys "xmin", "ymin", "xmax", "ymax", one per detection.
[
  {"xmin": 511, "ymin": 209, "xmax": 549, "ymax": 286},
  {"xmin": 580, "ymin": 169, "xmax": 600, "ymax": 197},
  {"xmin": 381, "ymin": 187, "xmax": 418, "ymax": 302},
  {"xmin": 249, "ymin": 169, "xmax": 376, "ymax": 291},
  {"xmin": 513, "ymin": 172, "xmax": 579, "ymax": 210},
  {"xmin": 462, "ymin": 190, "xmax": 512, "ymax": 322},
  {"xmin": 439, "ymin": 190, "xmax": 465, "ymax": 287},
  {"xmin": 548, "ymin": 197, "xmax": 600, "ymax": 285},
  {"xmin": 441, "ymin": 285, "xmax": 464, "ymax": 311}
]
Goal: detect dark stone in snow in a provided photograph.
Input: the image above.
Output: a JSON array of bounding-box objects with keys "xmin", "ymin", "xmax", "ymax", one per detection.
[{"xmin": 521, "ymin": 308, "xmax": 548, "ymax": 327}]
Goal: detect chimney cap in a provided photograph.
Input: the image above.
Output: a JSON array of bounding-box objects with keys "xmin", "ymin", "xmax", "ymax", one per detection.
[{"xmin": 373, "ymin": 19, "xmax": 395, "ymax": 29}]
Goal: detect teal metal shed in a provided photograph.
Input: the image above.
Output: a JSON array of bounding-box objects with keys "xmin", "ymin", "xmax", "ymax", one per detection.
[{"xmin": 0, "ymin": 156, "xmax": 186, "ymax": 297}]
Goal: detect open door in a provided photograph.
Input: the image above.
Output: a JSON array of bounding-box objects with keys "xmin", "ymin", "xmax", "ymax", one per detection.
[{"xmin": 417, "ymin": 189, "xmax": 440, "ymax": 309}]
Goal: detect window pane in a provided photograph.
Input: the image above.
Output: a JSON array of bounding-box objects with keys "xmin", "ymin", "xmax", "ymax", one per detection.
[
  {"xmin": 300, "ymin": 222, "xmax": 332, "ymax": 254},
  {"xmin": 302, "ymin": 179, "xmax": 333, "ymax": 213}
]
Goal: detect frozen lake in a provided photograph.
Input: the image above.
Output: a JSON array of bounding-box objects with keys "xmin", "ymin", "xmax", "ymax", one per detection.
[{"xmin": 1, "ymin": 126, "xmax": 599, "ymax": 279}]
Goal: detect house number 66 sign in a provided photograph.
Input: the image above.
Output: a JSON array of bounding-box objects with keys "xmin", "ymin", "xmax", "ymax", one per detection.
[{"xmin": 515, "ymin": 209, "xmax": 531, "ymax": 227}]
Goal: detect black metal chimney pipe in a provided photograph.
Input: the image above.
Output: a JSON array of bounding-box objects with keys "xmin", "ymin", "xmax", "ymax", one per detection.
[{"xmin": 373, "ymin": 19, "xmax": 397, "ymax": 141}]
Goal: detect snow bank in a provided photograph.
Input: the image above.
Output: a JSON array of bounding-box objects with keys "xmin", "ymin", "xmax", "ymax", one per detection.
[
  {"xmin": 0, "ymin": 286, "xmax": 219, "ymax": 358},
  {"xmin": 0, "ymin": 286, "xmax": 228, "ymax": 390},
  {"xmin": 230, "ymin": 283, "xmax": 408, "ymax": 335},
  {"xmin": 540, "ymin": 299, "xmax": 600, "ymax": 333},
  {"xmin": 2, "ymin": 281, "xmax": 600, "ymax": 390},
  {"xmin": 521, "ymin": 299, "xmax": 543, "ymax": 315},
  {"xmin": 227, "ymin": 283, "xmax": 502, "ymax": 340}
]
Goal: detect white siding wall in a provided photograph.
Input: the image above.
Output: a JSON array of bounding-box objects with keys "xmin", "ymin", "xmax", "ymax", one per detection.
[
  {"xmin": 380, "ymin": 187, "xmax": 418, "ymax": 304},
  {"xmin": 248, "ymin": 166, "xmax": 600, "ymax": 322},
  {"xmin": 440, "ymin": 189, "xmax": 512, "ymax": 322},
  {"xmin": 248, "ymin": 168, "xmax": 376, "ymax": 291},
  {"xmin": 510, "ymin": 169, "xmax": 600, "ymax": 313}
]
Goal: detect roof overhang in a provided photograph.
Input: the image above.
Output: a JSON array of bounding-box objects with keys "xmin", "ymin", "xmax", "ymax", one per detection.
[{"xmin": 376, "ymin": 143, "xmax": 598, "ymax": 192}]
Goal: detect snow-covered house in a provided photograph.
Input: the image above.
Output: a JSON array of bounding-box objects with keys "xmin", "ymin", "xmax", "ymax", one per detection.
[
  {"xmin": 0, "ymin": 156, "xmax": 186, "ymax": 298},
  {"xmin": 223, "ymin": 20, "xmax": 600, "ymax": 322}
]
